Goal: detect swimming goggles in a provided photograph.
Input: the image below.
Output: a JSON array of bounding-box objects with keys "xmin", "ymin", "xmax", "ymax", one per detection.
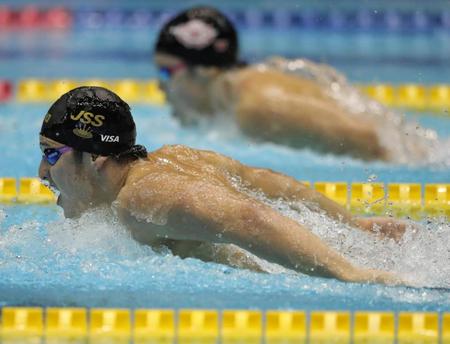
[
  {"xmin": 43, "ymin": 146, "xmax": 72, "ymax": 166},
  {"xmin": 158, "ymin": 63, "xmax": 186, "ymax": 82}
]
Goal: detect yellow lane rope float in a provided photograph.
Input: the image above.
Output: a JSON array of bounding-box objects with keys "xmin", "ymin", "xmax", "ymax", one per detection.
[
  {"xmin": 0, "ymin": 308, "xmax": 447, "ymax": 343},
  {"xmin": 10, "ymin": 79, "xmax": 450, "ymax": 114},
  {"xmin": 1, "ymin": 178, "xmax": 448, "ymax": 218}
]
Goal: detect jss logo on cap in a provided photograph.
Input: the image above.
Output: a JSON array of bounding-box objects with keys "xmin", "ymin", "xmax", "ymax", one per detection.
[{"xmin": 70, "ymin": 111, "xmax": 105, "ymax": 127}]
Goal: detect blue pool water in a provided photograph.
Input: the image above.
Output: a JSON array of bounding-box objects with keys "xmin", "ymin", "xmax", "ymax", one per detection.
[
  {"xmin": 1, "ymin": 30, "xmax": 449, "ymax": 82},
  {"xmin": 1, "ymin": 1, "xmax": 450, "ymax": 311}
]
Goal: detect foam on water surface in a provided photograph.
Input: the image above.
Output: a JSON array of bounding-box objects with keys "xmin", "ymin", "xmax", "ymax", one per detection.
[
  {"xmin": 0, "ymin": 200, "xmax": 449, "ymax": 310},
  {"xmin": 252, "ymin": 193, "xmax": 450, "ymax": 289}
]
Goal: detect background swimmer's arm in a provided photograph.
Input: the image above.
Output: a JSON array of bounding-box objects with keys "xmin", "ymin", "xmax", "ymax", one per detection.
[
  {"xmin": 232, "ymin": 72, "xmax": 389, "ymax": 160},
  {"xmin": 166, "ymin": 183, "xmax": 400, "ymax": 285}
]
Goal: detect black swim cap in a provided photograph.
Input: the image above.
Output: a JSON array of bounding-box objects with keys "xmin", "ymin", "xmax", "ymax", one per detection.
[
  {"xmin": 155, "ymin": 6, "xmax": 238, "ymax": 67},
  {"xmin": 40, "ymin": 86, "xmax": 143, "ymax": 157}
]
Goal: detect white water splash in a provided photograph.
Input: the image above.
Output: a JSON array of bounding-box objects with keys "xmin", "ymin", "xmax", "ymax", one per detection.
[
  {"xmin": 46, "ymin": 207, "xmax": 150, "ymax": 259},
  {"xmin": 234, "ymin": 178, "xmax": 450, "ymax": 288},
  {"xmin": 0, "ymin": 208, "xmax": 5, "ymax": 224},
  {"xmin": 1, "ymin": 203, "xmax": 449, "ymax": 313},
  {"xmin": 50, "ymin": 197, "xmax": 450, "ymax": 289}
]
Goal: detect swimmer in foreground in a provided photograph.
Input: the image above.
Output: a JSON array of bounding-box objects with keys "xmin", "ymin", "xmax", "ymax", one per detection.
[
  {"xmin": 154, "ymin": 6, "xmax": 436, "ymax": 163},
  {"xmin": 39, "ymin": 87, "xmax": 411, "ymax": 285}
]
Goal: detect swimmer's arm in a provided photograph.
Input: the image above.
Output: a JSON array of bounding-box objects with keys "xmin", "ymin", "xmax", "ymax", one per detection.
[
  {"xmin": 233, "ymin": 162, "xmax": 357, "ymax": 225},
  {"xmin": 165, "ymin": 183, "xmax": 400, "ymax": 285},
  {"xmin": 235, "ymin": 163, "xmax": 407, "ymax": 240},
  {"xmin": 202, "ymin": 151, "xmax": 404, "ymax": 239},
  {"xmin": 202, "ymin": 151, "xmax": 355, "ymax": 225},
  {"xmin": 233, "ymin": 77, "xmax": 389, "ymax": 160}
]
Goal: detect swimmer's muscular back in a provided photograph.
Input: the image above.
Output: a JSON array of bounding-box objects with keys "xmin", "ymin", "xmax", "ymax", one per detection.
[
  {"xmin": 122, "ymin": 144, "xmax": 240, "ymax": 193},
  {"xmin": 114, "ymin": 144, "xmax": 243, "ymax": 242},
  {"xmin": 225, "ymin": 67, "xmax": 390, "ymax": 161},
  {"xmin": 114, "ymin": 144, "xmax": 401, "ymax": 285}
]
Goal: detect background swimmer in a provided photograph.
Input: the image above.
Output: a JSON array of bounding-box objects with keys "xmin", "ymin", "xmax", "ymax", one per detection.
[
  {"xmin": 154, "ymin": 6, "xmax": 437, "ymax": 163},
  {"xmin": 39, "ymin": 86, "xmax": 413, "ymax": 286}
]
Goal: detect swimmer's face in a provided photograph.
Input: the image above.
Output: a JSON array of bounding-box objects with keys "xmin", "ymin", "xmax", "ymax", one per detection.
[
  {"xmin": 154, "ymin": 53, "xmax": 186, "ymax": 92},
  {"xmin": 39, "ymin": 135, "xmax": 98, "ymax": 218},
  {"xmin": 154, "ymin": 52, "xmax": 219, "ymax": 118}
]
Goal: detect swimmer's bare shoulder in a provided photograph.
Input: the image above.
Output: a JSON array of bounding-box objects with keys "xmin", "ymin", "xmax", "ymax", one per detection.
[
  {"xmin": 114, "ymin": 144, "xmax": 240, "ymax": 230},
  {"xmin": 115, "ymin": 144, "xmax": 194, "ymax": 213}
]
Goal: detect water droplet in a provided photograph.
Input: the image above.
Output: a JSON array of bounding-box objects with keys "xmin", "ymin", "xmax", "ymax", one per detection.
[{"xmin": 367, "ymin": 174, "xmax": 377, "ymax": 182}]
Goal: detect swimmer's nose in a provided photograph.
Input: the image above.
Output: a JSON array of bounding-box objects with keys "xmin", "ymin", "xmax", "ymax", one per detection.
[
  {"xmin": 158, "ymin": 80, "xmax": 169, "ymax": 94},
  {"xmin": 38, "ymin": 158, "xmax": 49, "ymax": 180}
]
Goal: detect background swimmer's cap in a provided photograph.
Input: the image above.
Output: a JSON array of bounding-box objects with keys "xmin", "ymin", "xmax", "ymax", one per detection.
[
  {"xmin": 155, "ymin": 6, "xmax": 238, "ymax": 67},
  {"xmin": 40, "ymin": 86, "xmax": 144, "ymax": 157}
]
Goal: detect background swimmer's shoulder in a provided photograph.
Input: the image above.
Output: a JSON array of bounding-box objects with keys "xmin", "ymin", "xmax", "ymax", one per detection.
[{"xmin": 231, "ymin": 63, "xmax": 330, "ymax": 99}]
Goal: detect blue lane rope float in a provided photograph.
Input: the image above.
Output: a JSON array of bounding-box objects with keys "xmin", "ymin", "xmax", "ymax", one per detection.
[
  {"xmin": 2, "ymin": 79, "xmax": 450, "ymax": 114},
  {"xmin": 224, "ymin": 8, "xmax": 450, "ymax": 32},
  {"xmin": 71, "ymin": 8, "xmax": 450, "ymax": 31},
  {"xmin": 1, "ymin": 6, "xmax": 449, "ymax": 31},
  {"xmin": 0, "ymin": 308, "xmax": 448, "ymax": 342},
  {"xmin": 1, "ymin": 178, "xmax": 449, "ymax": 218}
]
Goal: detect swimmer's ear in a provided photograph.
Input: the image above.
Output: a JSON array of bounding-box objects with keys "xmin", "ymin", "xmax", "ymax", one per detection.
[{"xmin": 91, "ymin": 155, "xmax": 109, "ymax": 171}]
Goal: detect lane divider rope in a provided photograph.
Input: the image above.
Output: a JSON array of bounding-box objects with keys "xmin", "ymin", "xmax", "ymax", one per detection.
[
  {"xmin": 0, "ymin": 308, "xmax": 448, "ymax": 342},
  {"xmin": 1, "ymin": 6, "xmax": 449, "ymax": 31},
  {"xmin": 0, "ymin": 6, "xmax": 71, "ymax": 30},
  {"xmin": 1, "ymin": 178, "xmax": 448, "ymax": 218},
  {"xmin": 1, "ymin": 79, "xmax": 449, "ymax": 114}
]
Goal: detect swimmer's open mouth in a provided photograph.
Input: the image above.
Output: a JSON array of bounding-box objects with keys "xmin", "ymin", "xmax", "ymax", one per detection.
[{"xmin": 40, "ymin": 178, "xmax": 60, "ymax": 195}]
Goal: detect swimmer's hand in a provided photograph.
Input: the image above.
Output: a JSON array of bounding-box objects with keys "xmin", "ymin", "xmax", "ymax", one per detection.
[{"xmin": 356, "ymin": 217, "xmax": 419, "ymax": 242}]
